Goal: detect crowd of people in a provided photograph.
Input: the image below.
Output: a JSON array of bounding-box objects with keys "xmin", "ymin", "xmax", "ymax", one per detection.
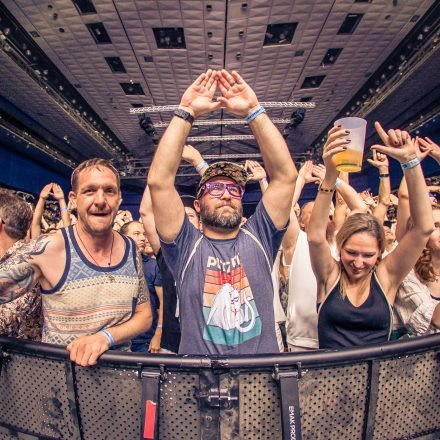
[{"xmin": 0, "ymin": 69, "xmax": 439, "ymax": 365}]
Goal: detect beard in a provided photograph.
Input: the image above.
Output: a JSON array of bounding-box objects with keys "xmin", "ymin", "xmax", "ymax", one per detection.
[{"xmin": 200, "ymin": 202, "xmax": 243, "ymax": 231}]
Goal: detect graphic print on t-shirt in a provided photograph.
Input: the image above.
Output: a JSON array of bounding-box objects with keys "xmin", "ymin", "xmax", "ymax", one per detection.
[{"xmin": 202, "ymin": 254, "xmax": 261, "ymax": 346}]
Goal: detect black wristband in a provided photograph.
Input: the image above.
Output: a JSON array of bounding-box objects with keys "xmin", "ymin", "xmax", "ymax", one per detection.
[
  {"xmin": 379, "ymin": 173, "xmax": 389, "ymax": 178},
  {"xmin": 174, "ymin": 108, "xmax": 194, "ymax": 124}
]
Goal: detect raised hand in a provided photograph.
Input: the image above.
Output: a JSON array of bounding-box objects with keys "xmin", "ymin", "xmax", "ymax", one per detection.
[
  {"xmin": 179, "ymin": 69, "xmax": 220, "ymax": 118},
  {"xmin": 298, "ymin": 160, "xmax": 320, "ymax": 184},
  {"xmin": 245, "ymin": 160, "xmax": 267, "ymax": 181},
  {"xmin": 367, "ymin": 150, "xmax": 389, "ymax": 171},
  {"xmin": 51, "ymin": 183, "xmax": 65, "ymax": 201},
  {"xmin": 216, "ymin": 70, "xmax": 259, "ymax": 117},
  {"xmin": 182, "ymin": 144, "xmax": 203, "ymax": 166},
  {"xmin": 373, "ymin": 122, "xmax": 417, "ymax": 164},
  {"xmin": 39, "ymin": 183, "xmax": 53, "ymax": 200},
  {"xmin": 312, "ymin": 164, "xmax": 326, "ymax": 182},
  {"xmin": 322, "ymin": 126, "xmax": 350, "ymax": 172},
  {"xmin": 359, "ymin": 190, "xmax": 376, "ymax": 207},
  {"xmin": 418, "ymin": 136, "xmax": 440, "ymax": 164}
]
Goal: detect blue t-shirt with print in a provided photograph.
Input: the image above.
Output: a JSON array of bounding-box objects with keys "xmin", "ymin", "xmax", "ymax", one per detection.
[{"xmin": 160, "ymin": 201, "xmax": 286, "ymax": 355}]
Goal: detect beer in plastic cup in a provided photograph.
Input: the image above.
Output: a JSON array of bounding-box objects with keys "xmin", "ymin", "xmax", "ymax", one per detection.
[{"xmin": 332, "ymin": 117, "xmax": 367, "ymax": 172}]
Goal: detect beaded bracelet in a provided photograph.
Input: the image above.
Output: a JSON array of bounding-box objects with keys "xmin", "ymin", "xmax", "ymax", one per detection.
[
  {"xmin": 318, "ymin": 182, "xmax": 336, "ymax": 193},
  {"xmin": 379, "ymin": 173, "xmax": 389, "ymax": 178},
  {"xmin": 60, "ymin": 207, "xmax": 70, "ymax": 212}
]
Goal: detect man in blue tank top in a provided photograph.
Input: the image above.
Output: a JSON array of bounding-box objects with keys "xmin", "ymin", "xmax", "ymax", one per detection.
[
  {"xmin": 148, "ymin": 69, "xmax": 297, "ymax": 355},
  {"xmin": 0, "ymin": 159, "xmax": 152, "ymax": 366}
]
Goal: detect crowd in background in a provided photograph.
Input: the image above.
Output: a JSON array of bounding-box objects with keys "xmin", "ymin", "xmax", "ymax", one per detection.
[
  {"xmin": 0, "ymin": 69, "xmax": 439, "ymax": 362},
  {"xmin": 0, "ymin": 134, "xmax": 438, "ymax": 354}
]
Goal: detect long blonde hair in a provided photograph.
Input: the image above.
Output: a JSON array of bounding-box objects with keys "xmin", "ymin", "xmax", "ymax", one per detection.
[
  {"xmin": 413, "ymin": 205, "xmax": 439, "ymax": 283},
  {"xmin": 336, "ymin": 213, "xmax": 385, "ymax": 298}
]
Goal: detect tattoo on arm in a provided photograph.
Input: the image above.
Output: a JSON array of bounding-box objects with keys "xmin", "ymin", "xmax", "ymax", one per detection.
[
  {"xmin": 0, "ymin": 236, "xmax": 49, "ymax": 304},
  {"xmin": 136, "ymin": 250, "xmax": 150, "ymax": 305}
]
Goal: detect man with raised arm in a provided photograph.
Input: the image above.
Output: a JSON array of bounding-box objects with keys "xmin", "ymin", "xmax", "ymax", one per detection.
[
  {"xmin": 0, "ymin": 159, "xmax": 152, "ymax": 366},
  {"xmin": 148, "ymin": 69, "xmax": 297, "ymax": 355}
]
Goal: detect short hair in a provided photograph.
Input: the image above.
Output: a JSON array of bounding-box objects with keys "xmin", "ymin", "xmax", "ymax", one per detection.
[
  {"xmin": 71, "ymin": 158, "xmax": 120, "ymax": 193},
  {"xmin": 0, "ymin": 190, "xmax": 33, "ymax": 240},
  {"xmin": 120, "ymin": 220, "xmax": 140, "ymax": 236}
]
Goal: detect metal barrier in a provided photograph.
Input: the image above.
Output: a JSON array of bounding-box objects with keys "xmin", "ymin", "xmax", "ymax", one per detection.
[{"xmin": 0, "ymin": 334, "xmax": 439, "ymax": 440}]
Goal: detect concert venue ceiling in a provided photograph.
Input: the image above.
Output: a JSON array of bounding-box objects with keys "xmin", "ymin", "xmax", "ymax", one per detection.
[{"xmin": 0, "ymin": 0, "xmax": 439, "ymax": 195}]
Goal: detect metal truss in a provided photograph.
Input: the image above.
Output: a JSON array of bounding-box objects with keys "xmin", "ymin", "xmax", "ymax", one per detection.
[
  {"xmin": 129, "ymin": 101, "xmax": 315, "ymax": 115},
  {"xmin": 152, "ymin": 118, "xmax": 291, "ymax": 128},
  {"xmin": 0, "ymin": 32, "xmax": 122, "ymax": 158}
]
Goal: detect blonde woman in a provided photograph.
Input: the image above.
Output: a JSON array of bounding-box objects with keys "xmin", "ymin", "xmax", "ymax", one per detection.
[{"xmin": 307, "ymin": 122, "xmax": 434, "ymax": 349}]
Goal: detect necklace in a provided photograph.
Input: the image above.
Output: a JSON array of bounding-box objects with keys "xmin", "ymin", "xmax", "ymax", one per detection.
[{"xmin": 75, "ymin": 225, "xmax": 115, "ymax": 282}]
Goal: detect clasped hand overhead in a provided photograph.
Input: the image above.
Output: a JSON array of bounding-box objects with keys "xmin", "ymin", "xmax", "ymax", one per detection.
[{"xmin": 179, "ymin": 69, "xmax": 259, "ymax": 118}]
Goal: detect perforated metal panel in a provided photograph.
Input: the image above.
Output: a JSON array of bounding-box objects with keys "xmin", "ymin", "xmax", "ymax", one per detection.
[
  {"xmin": 373, "ymin": 351, "xmax": 440, "ymax": 440},
  {"xmin": 158, "ymin": 372, "xmax": 200, "ymax": 439},
  {"xmin": 74, "ymin": 365, "xmax": 140, "ymax": 439},
  {"xmin": 0, "ymin": 353, "xmax": 78, "ymax": 439},
  {"xmin": 0, "ymin": 426, "xmax": 18, "ymax": 440},
  {"xmin": 299, "ymin": 362, "xmax": 369, "ymax": 440},
  {"xmin": 240, "ymin": 372, "xmax": 282, "ymax": 439}
]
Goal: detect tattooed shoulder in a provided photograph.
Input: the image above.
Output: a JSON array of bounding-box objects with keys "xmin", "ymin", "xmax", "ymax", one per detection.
[{"xmin": 1, "ymin": 235, "xmax": 51, "ymax": 270}]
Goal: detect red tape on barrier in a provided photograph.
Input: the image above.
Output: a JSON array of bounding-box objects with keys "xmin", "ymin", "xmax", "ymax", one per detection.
[{"xmin": 143, "ymin": 400, "xmax": 157, "ymax": 439}]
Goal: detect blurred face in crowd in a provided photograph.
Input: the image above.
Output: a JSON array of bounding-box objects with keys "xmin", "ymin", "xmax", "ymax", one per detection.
[
  {"xmin": 194, "ymin": 177, "xmax": 243, "ymax": 231},
  {"xmin": 185, "ymin": 206, "xmax": 199, "ymax": 229},
  {"xmin": 427, "ymin": 208, "xmax": 440, "ymax": 252},
  {"xmin": 383, "ymin": 225, "xmax": 395, "ymax": 244},
  {"xmin": 69, "ymin": 166, "xmax": 121, "ymax": 236},
  {"xmin": 340, "ymin": 232, "xmax": 381, "ymax": 282},
  {"xmin": 299, "ymin": 202, "xmax": 314, "ymax": 231},
  {"xmin": 125, "ymin": 222, "xmax": 147, "ymax": 253}
]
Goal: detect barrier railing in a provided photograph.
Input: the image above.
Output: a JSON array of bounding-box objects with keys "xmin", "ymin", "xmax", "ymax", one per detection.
[{"xmin": 0, "ymin": 334, "xmax": 439, "ymax": 440}]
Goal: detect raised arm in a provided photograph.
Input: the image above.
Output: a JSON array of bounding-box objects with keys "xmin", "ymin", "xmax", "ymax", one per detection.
[
  {"xmin": 31, "ymin": 183, "xmax": 52, "ymax": 238},
  {"xmin": 418, "ymin": 136, "xmax": 440, "ymax": 165},
  {"xmin": 139, "ymin": 185, "xmax": 161, "ymax": 255},
  {"xmin": 148, "ymin": 70, "xmax": 220, "ymax": 242},
  {"xmin": 217, "ymin": 70, "xmax": 297, "ymax": 229},
  {"xmin": 182, "ymin": 144, "xmax": 209, "ymax": 176},
  {"xmin": 52, "ymin": 183, "xmax": 71, "ymax": 228},
  {"xmin": 282, "ymin": 161, "xmax": 319, "ymax": 265},
  {"xmin": 373, "ymin": 123, "xmax": 434, "ymax": 298},
  {"xmin": 308, "ymin": 126, "xmax": 349, "ymax": 299},
  {"xmin": 368, "ymin": 151, "xmax": 391, "ymax": 225}
]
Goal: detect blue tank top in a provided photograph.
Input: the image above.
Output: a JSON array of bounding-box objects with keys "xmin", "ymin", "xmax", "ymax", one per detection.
[
  {"xmin": 318, "ymin": 272, "xmax": 392, "ymax": 349},
  {"xmin": 40, "ymin": 226, "xmax": 142, "ymax": 347}
]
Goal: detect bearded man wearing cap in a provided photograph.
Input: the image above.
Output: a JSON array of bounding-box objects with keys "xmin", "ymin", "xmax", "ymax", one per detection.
[{"xmin": 148, "ymin": 69, "xmax": 297, "ymax": 355}]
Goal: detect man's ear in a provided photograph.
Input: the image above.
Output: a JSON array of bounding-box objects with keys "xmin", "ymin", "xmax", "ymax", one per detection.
[
  {"xmin": 68, "ymin": 191, "xmax": 77, "ymax": 209},
  {"xmin": 118, "ymin": 197, "xmax": 122, "ymax": 210},
  {"xmin": 194, "ymin": 199, "xmax": 201, "ymax": 214}
]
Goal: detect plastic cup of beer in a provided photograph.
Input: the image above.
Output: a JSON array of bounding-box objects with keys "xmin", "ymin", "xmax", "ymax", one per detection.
[{"xmin": 332, "ymin": 117, "xmax": 367, "ymax": 172}]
